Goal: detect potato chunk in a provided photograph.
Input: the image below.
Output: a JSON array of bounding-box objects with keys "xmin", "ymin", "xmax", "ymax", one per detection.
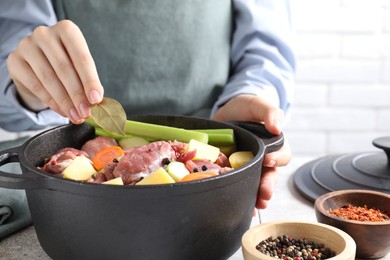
[
  {"xmin": 228, "ymin": 151, "xmax": 254, "ymax": 169},
  {"xmin": 102, "ymin": 177, "xmax": 124, "ymax": 185},
  {"xmin": 136, "ymin": 167, "xmax": 175, "ymax": 185},
  {"xmin": 186, "ymin": 139, "xmax": 220, "ymax": 162},
  {"xmin": 63, "ymin": 156, "xmax": 97, "ymax": 181}
]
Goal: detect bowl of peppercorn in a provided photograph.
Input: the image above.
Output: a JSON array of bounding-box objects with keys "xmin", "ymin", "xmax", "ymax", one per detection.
[
  {"xmin": 315, "ymin": 189, "xmax": 390, "ymax": 259},
  {"xmin": 241, "ymin": 220, "xmax": 356, "ymax": 260}
]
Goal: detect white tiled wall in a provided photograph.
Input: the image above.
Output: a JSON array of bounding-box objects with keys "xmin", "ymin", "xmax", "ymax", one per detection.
[
  {"xmin": 285, "ymin": 0, "xmax": 390, "ymax": 156},
  {"xmin": 1, "ymin": 0, "xmax": 389, "ymax": 158}
]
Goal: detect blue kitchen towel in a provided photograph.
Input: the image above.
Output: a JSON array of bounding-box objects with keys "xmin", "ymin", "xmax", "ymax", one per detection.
[{"xmin": 0, "ymin": 136, "xmax": 32, "ymax": 240}]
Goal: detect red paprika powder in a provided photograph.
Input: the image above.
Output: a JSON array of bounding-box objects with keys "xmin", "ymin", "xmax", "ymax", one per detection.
[{"xmin": 329, "ymin": 204, "xmax": 390, "ymax": 222}]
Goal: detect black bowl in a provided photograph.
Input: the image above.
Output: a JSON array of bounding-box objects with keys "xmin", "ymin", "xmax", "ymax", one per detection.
[{"xmin": 315, "ymin": 190, "xmax": 390, "ymax": 259}]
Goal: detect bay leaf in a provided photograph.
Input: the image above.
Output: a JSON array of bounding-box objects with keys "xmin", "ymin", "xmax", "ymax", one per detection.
[{"xmin": 90, "ymin": 97, "xmax": 126, "ymax": 136}]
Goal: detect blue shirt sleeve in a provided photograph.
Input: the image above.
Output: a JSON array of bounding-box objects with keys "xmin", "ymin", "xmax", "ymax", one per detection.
[
  {"xmin": 211, "ymin": 0, "xmax": 296, "ymax": 117},
  {"xmin": 0, "ymin": 0, "xmax": 68, "ymax": 132}
]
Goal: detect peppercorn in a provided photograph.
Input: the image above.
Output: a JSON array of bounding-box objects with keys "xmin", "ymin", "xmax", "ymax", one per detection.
[
  {"xmin": 161, "ymin": 158, "xmax": 171, "ymax": 165},
  {"xmin": 255, "ymin": 235, "xmax": 336, "ymax": 259}
]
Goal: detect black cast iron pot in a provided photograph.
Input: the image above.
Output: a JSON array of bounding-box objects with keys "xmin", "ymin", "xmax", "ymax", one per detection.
[{"xmin": 0, "ymin": 115, "xmax": 283, "ymax": 260}]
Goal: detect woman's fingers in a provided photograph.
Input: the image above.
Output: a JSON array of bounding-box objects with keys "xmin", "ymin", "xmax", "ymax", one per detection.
[
  {"xmin": 245, "ymin": 94, "xmax": 284, "ymax": 135},
  {"xmin": 213, "ymin": 94, "xmax": 284, "ymax": 134},
  {"xmin": 263, "ymin": 137, "xmax": 292, "ymax": 168},
  {"xmin": 33, "ymin": 24, "xmax": 89, "ymax": 121},
  {"xmin": 21, "ymin": 34, "xmax": 83, "ymax": 122},
  {"xmin": 257, "ymin": 142, "xmax": 291, "ymax": 209},
  {"xmin": 213, "ymin": 94, "xmax": 292, "ymax": 209},
  {"xmin": 7, "ymin": 20, "xmax": 103, "ymax": 124},
  {"xmin": 257, "ymin": 106, "xmax": 284, "ymax": 135},
  {"xmin": 56, "ymin": 20, "xmax": 103, "ymax": 105},
  {"xmin": 7, "ymin": 51, "xmax": 64, "ymax": 116},
  {"xmin": 256, "ymin": 166, "xmax": 279, "ymax": 209}
]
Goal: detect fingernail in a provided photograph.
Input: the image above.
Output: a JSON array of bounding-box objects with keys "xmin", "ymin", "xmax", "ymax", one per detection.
[
  {"xmin": 265, "ymin": 159, "xmax": 276, "ymax": 167},
  {"xmin": 273, "ymin": 118, "xmax": 281, "ymax": 133},
  {"xmin": 89, "ymin": 90, "xmax": 102, "ymax": 104},
  {"xmin": 79, "ymin": 102, "xmax": 90, "ymax": 118},
  {"xmin": 69, "ymin": 107, "xmax": 81, "ymax": 123}
]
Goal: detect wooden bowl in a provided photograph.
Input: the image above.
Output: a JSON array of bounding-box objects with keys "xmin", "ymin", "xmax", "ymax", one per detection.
[
  {"xmin": 315, "ymin": 190, "xmax": 390, "ymax": 259},
  {"xmin": 241, "ymin": 221, "xmax": 356, "ymax": 260}
]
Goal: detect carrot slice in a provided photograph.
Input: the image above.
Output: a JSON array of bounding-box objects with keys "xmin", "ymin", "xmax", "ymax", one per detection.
[
  {"xmin": 180, "ymin": 171, "xmax": 218, "ymax": 182},
  {"xmin": 92, "ymin": 146, "xmax": 124, "ymax": 171}
]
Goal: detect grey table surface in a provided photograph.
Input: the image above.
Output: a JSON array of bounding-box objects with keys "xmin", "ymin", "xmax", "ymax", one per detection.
[{"xmin": 1, "ymin": 157, "xmax": 389, "ymax": 260}]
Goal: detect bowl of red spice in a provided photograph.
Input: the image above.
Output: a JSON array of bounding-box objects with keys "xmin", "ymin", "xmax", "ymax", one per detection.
[
  {"xmin": 241, "ymin": 221, "xmax": 356, "ymax": 260},
  {"xmin": 315, "ymin": 189, "xmax": 390, "ymax": 259}
]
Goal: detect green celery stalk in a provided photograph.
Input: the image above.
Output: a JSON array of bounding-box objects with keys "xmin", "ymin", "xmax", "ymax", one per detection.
[
  {"xmin": 87, "ymin": 117, "xmax": 231, "ymax": 144},
  {"xmin": 204, "ymin": 133, "xmax": 235, "ymax": 146},
  {"xmin": 95, "ymin": 127, "xmax": 134, "ymax": 140},
  {"xmin": 86, "ymin": 118, "xmax": 131, "ymax": 140},
  {"xmin": 192, "ymin": 129, "xmax": 235, "ymax": 145},
  {"xmin": 192, "ymin": 129, "xmax": 234, "ymax": 135},
  {"xmin": 85, "ymin": 117, "xmax": 99, "ymax": 128},
  {"xmin": 124, "ymin": 120, "xmax": 208, "ymax": 143}
]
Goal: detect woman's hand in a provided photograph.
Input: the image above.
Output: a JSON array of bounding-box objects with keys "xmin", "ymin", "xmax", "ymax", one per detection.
[
  {"xmin": 213, "ymin": 94, "xmax": 292, "ymax": 209},
  {"xmin": 7, "ymin": 20, "xmax": 104, "ymax": 124}
]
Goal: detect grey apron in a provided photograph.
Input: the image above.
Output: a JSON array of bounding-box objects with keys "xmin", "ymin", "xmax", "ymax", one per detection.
[{"xmin": 52, "ymin": 0, "xmax": 232, "ymax": 117}]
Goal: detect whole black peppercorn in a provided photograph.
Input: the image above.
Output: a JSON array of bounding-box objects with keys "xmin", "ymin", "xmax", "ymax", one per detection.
[
  {"xmin": 162, "ymin": 158, "xmax": 171, "ymax": 165},
  {"xmin": 255, "ymin": 235, "xmax": 336, "ymax": 259}
]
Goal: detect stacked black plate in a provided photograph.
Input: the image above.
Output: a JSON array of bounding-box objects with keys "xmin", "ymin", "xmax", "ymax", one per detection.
[{"xmin": 293, "ymin": 137, "xmax": 390, "ymax": 202}]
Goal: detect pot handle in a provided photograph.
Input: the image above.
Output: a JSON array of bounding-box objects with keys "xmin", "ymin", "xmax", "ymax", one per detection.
[
  {"xmin": 0, "ymin": 146, "xmax": 46, "ymax": 190},
  {"xmin": 231, "ymin": 121, "xmax": 284, "ymax": 154}
]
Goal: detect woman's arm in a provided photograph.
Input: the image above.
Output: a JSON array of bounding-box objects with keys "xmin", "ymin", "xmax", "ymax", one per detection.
[
  {"xmin": 211, "ymin": 0, "xmax": 296, "ymax": 117},
  {"xmin": 212, "ymin": 0, "xmax": 296, "ymax": 209}
]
